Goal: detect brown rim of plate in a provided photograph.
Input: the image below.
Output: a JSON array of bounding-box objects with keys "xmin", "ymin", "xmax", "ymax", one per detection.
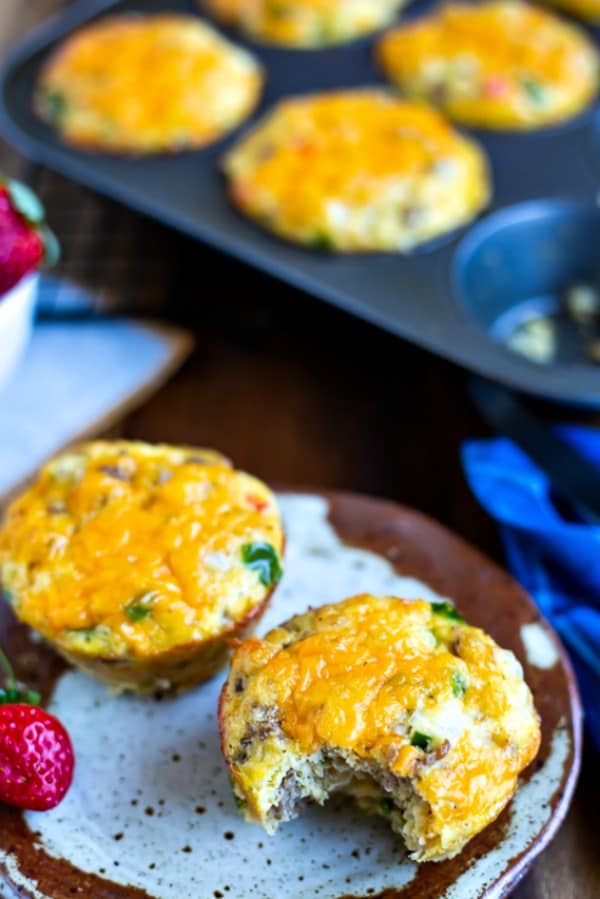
[{"xmin": 0, "ymin": 489, "xmax": 582, "ymax": 899}]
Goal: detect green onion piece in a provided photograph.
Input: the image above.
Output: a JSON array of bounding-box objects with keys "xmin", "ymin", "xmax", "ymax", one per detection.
[
  {"xmin": 310, "ymin": 232, "xmax": 335, "ymax": 251},
  {"xmin": 241, "ymin": 542, "xmax": 283, "ymax": 588},
  {"xmin": 43, "ymin": 90, "xmax": 67, "ymax": 124},
  {"xmin": 410, "ymin": 730, "xmax": 433, "ymax": 751},
  {"xmin": 65, "ymin": 626, "xmax": 98, "ymax": 642},
  {"xmin": 125, "ymin": 604, "xmax": 151, "ymax": 623},
  {"xmin": 234, "ymin": 793, "xmax": 247, "ymax": 810},
  {"xmin": 430, "ymin": 601, "xmax": 465, "ymax": 623},
  {"xmin": 125, "ymin": 591, "xmax": 158, "ymax": 623},
  {"xmin": 7, "ymin": 179, "xmax": 45, "ymax": 225},
  {"xmin": 0, "ymin": 645, "xmax": 41, "ymax": 705},
  {"xmin": 379, "ymin": 797, "xmax": 395, "ymax": 814},
  {"xmin": 451, "ymin": 671, "xmax": 468, "ymax": 697},
  {"xmin": 521, "ymin": 76, "xmax": 545, "ymax": 104}
]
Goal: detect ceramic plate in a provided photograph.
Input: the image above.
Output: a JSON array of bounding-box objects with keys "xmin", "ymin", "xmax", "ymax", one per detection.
[{"xmin": 0, "ymin": 491, "xmax": 582, "ymax": 899}]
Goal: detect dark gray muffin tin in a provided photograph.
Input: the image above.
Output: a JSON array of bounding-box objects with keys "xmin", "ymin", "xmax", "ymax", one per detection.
[{"xmin": 2, "ymin": 0, "xmax": 600, "ymax": 404}]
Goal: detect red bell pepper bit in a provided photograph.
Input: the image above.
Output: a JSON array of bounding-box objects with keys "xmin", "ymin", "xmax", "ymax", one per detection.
[
  {"xmin": 247, "ymin": 494, "xmax": 268, "ymax": 512},
  {"xmin": 483, "ymin": 75, "xmax": 510, "ymax": 99}
]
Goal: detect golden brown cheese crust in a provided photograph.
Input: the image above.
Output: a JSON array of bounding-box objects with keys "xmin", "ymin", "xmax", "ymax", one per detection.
[
  {"xmin": 377, "ymin": 1, "xmax": 599, "ymax": 130},
  {"xmin": 0, "ymin": 441, "xmax": 284, "ymax": 692},
  {"xmin": 223, "ymin": 89, "xmax": 490, "ymax": 252},
  {"xmin": 202, "ymin": 0, "xmax": 405, "ymax": 47},
  {"xmin": 220, "ymin": 595, "xmax": 541, "ymax": 861},
  {"xmin": 35, "ymin": 14, "xmax": 263, "ymax": 154}
]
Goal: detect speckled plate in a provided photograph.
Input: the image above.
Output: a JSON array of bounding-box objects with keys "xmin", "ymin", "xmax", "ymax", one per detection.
[{"xmin": 0, "ymin": 491, "xmax": 582, "ymax": 899}]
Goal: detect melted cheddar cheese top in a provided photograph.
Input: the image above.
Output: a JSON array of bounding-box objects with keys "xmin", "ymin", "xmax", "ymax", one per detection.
[
  {"xmin": 35, "ymin": 14, "xmax": 263, "ymax": 153},
  {"xmin": 203, "ymin": 0, "xmax": 405, "ymax": 47},
  {"xmin": 0, "ymin": 442, "xmax": 283, "ymax": 660},
  {"xmin": 223, "ymin": 90, "xmax": 490, "ymax": 251},
  {"xmin": 224, "ymin": 595, "xmax": 540, "ymax": 850},
  {"xmin": 377, "ymin": 1, "xmax": 599, "ymax": 129}
]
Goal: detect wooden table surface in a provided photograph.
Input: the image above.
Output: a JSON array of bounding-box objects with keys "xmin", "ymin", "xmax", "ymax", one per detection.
[{"xmin": 1, "ymin": 2, "xmax": 599, "ymax": 897}]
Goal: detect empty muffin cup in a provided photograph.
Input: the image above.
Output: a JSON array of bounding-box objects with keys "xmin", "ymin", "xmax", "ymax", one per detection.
[{"xmin": 454, "ymin": 200, "xmax": 600, "ymax": 365}]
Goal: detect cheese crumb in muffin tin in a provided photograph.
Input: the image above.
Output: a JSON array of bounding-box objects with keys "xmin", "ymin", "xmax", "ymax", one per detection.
[{"xmin": 220, "ymin": 594, "xmax": 541, "ymax": 862}]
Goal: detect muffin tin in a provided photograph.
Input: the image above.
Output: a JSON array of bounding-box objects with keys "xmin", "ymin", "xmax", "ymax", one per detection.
[{"xmin": 2, "ymin": 0, "xmax": 600, "ymax": 404}]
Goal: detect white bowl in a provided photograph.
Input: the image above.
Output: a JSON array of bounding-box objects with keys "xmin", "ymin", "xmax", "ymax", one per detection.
[{"xmin": 0, "ymin": 273, "xmax": 37, "ymax": 393}]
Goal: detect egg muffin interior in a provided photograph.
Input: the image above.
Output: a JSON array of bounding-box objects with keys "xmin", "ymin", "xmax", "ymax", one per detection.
[
  {"xmin": 0, "ymin": 442, "xmax": 283, "ymax": 689},
  {"xmin": 223, "ymin": 89, "xmax": 490, "ymax": 252},
  {"xmin": 202, "ymin": 0, "xmax": 406, "ymax": 47},
  {"xmin": 377, "ymin": 0, "xmax": 599, "ymax": 130},
  {"xmin": 35, "ymin": 14, "xmax": 263, "ymax": 154},
  {"xmin": 220, "ymin": 594, "xmax": 541, "ymax": 862}
]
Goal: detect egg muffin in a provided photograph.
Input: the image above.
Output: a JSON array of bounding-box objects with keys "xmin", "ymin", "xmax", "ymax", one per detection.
[
  {"xmin": 0, "ymin": 441, "xmax": 284, "ymax": 693},
  {"xmin": 220, "ymin": 594, "xmax": 541, "ymax": 861},
  {"xmin": 223, "ymin": 90, "xmax": 490, "ymax": 252},
  {"xmin": 377, "ymin": 1, "xmax": 599, "ymax": 130},
  {"xmin": 34, "ymin": 14, "xmax": 263, "ymax": 154},
  {"xmin": 202, "ymin": 0, "xmax": 405, "ymax": 48}
]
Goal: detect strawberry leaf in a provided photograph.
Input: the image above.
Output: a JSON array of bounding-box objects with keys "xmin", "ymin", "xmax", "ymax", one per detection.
[
  {"xmin": 0, "ymin": 644, "xmax": 41, "ymax": 707},
  {"xmin": 7, "ymin": 179, "xmax": 45, "ymax": 225},
  {"xmin": 0, "ymin": 689, "xmax": 21, "ymax": 704},
  {"xmin": 23, "ymin": 689, "xmax": 42, "ymax": 705},
  {"xmin": 0, "ymin": 687, "xmax": 41, "ymax": 706},
  {"xmin": 38, "ymin": 224, "xmax": 61, "ymax": 268}
]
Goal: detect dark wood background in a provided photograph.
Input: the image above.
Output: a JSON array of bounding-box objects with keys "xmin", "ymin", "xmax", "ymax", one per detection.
[{"xmin": 1, "ymin": 2, "xmax": 599, "ymax": 896}]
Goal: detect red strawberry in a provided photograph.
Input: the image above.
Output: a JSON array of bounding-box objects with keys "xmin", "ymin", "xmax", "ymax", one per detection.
[
  {"xmin": 0, "ymin": 647, "xmax": 74, "ymax": 811},
  {"xmin": 0, "ymin": 704, "xmax": 74, "ymax": 811},
  {"xmin": 0, "ymin": 176, "xmax": 59, "ymax": 297},
  {"xmin": 0, "ymin": 187, "xmax": 44, "ymax": 295}
]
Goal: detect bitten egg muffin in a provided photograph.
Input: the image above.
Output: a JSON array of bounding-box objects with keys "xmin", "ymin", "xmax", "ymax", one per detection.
[
  {"xmin": 202, "ymin": 0, "xmax": 406, "ymax": 48},
  {"xmin": 220, "ymin": 594, "xmax": 541, "ymax": 862},
  {"xmin": 223, "ymin": 90, "xmax": 490, "ymax": 252},
  {"xmin": 377, "ymin": 1, "xmax": 599, "ymax": 130},
  {"xmin": 34, "ymin": 14, "xmax": 263, "ymax": 154},
  {"xmin": 0, "ymin": 441, "xmax": 284, "ymax": 693}
]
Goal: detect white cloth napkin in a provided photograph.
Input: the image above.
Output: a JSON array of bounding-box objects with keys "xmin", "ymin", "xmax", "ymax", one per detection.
[{"xmin": 0, "ymin": 317, "xmax": 192, "ymax": 501}]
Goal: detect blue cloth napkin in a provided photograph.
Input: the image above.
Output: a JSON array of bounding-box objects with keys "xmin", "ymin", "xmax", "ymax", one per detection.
[{"xmin": 462, "ymin": 425, "xmax": 600, "ymax": 750}]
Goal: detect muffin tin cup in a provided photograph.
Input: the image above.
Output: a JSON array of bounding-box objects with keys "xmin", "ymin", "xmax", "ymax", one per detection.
[
  {"xmin": 3, "ymin": 0, "xmax": 600, "ymax": 404},
  {"xmin": 455, "ymin": 199, "xmax": 600, "ymax": 363}
]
